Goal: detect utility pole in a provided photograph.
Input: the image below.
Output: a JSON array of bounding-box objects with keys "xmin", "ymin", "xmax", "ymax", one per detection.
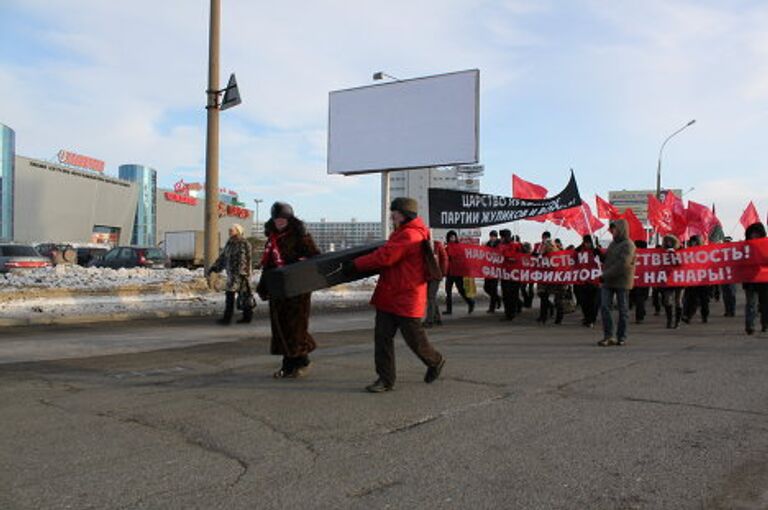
[{"xmin": 204, "ymin": 0, "xmax": 221, "ymax": 272}]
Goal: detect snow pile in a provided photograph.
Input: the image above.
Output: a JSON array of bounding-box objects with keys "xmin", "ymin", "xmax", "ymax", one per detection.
[
  {"xmin": 0, "ymin": 265, "xmax": 206, "ymax": 291},
  {"xmin": 0, "ymin": 264, "xmax": 379, "ymax": 293}
]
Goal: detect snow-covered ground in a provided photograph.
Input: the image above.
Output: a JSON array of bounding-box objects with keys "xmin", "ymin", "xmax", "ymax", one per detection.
[
  {"xmin": 0, "ymin": 266, "xmax": 379, "ymax": 323},
  {"xmin": 0, "ymin": 265, "xmax": 205, "ymax": 291}
]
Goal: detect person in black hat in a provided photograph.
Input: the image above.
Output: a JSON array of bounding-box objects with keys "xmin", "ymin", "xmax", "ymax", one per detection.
[
  {"xmin": 444, "ymin": 230, "xmax": 475, "ymax": 315},
  {"xmin": 344, "ymin": 197, "xmax": 445, "ymax": 392},
  {"xmin": 256, "ymin": 201, "xmax": 321, "ymax": 378},
  {"xmin": 483, "ymin": 230, "xmax": 501, "ymax": 313}
]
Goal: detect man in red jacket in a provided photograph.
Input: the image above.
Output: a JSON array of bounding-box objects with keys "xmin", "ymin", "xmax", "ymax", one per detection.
[{"xmin": 344, "ymin": 197, "xmax": 445, "ymax": 393}]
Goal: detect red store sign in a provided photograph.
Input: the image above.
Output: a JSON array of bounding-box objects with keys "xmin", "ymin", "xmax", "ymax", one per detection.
[
  {"xmin": 165, "ymin": 191, "xmax": 198, "ymax": 206},
  {"xmin": 217, "ymin": 202, "xmax": 250, "ymax": 218},
  {"xmin": 58, "ymin": 149, "xmax": 105, "ymax": 172}
]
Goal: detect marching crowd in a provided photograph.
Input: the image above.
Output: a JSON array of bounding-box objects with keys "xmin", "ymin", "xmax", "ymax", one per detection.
[{"xmin": 208, "ymin": 198, "xmax": 768, "ymax": 393}]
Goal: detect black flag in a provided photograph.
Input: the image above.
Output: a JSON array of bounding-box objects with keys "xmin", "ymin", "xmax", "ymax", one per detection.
[{"xmin": 428, "ymin": 172, "xmax": 582, "ymax": 229}]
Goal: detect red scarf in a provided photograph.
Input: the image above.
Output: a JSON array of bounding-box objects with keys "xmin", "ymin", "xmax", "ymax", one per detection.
[{"xmin": 261, "ymin": 232, "xmax": 287, "ymax": 268}]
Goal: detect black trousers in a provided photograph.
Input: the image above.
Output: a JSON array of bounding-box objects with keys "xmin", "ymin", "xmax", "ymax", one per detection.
[
  {"xmin": 630, "ymin": 287, "xmax": 650, "ymax": 322},
  {"xmin": 684, "ymin": 286, "xmax": 710, "ymax": 321},
  {"xmin": 445, "ymin": 276, "xmax": 473, "ymax": 313},
  {"xmin": 651, "ymin": 288, "xmax": 662, "ymax": 314},
  {"xmin": 374, "ymin": 310, "xmax": 443, "ymax": 387},
  {"xmin": 578, "ymin": 285, "xmax": 600, "ymax": 325},
  {"xmin": 483, "ymin": 278, "xmax": 500, "ymax": 311},
  {"xmin": 500, "ymin": 281, "xmax": 520, "ymax": 318}
]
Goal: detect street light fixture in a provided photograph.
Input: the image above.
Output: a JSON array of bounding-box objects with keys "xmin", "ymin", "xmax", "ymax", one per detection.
[{"xmin": 372, "ymin": 71, "xmax": 401, "ymax": 82}]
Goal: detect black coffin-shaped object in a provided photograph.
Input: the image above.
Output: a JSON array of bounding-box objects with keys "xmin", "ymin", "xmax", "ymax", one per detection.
[{"xmin": 261, "ymin": 241, "xmax": 385, "ymax": 299}]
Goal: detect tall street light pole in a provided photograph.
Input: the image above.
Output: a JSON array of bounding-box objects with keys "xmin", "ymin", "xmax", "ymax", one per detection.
[
  {"xmin": 204, "ymin": 0, "xmax": 221, "ymax": 271},
  {"xmin": 656, "ymin": 119, "xmax": 696, "ymax": 200}
]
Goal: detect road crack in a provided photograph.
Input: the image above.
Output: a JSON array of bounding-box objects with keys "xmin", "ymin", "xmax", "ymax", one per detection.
[
  {"xmin": 196, "ymin": 396, "xmax": 320, "ymax": 462},
  {"xmin": 96, "ymin": 411, "xmax": 249, "ymax": 488},
  {"xmin": 386, "ymin": 392, "xmax": 512, "ymax": 435},
  {"xmin": 622, "ymin": 396, "xmax": 768, "ymax": 417}
]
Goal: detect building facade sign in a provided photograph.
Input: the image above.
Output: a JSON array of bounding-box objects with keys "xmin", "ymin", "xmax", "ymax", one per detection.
[
  {"xmin": 164, "ymin": 191, "xmax": 198, "ymax": 206},
  {"xmin": 57, "ymin": 150, "xmax": 105, "ymax": 173}
]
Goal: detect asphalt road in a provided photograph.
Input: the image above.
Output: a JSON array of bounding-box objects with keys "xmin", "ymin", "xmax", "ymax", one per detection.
[{"xmin": 1, "ymin": 305, "xmax": 767, "ymax": 509}]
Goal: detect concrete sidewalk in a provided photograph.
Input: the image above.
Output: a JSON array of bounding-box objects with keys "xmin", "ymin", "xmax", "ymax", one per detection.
[{"xmin": 1, "ymin": 309, "xmax": 767, "ymax": 509}]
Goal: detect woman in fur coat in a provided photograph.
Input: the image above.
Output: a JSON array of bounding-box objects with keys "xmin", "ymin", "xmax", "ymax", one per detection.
[{"xmin": 257, "ymin": 202, "xmax": 321, "ymax": 378}]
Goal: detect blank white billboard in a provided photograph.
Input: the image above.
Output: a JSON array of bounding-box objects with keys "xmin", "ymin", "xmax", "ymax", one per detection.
[{"xmin": 327, "ymin": 69, "xmax": 479, "ymax": 175}]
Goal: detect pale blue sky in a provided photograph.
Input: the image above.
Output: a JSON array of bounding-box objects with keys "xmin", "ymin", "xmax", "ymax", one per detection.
[{"xmin": 1, "ymin": 1, "xmax": 767, "ymax": 239}]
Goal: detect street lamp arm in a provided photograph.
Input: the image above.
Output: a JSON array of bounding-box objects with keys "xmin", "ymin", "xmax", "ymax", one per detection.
[
  {"xmin": 658, "ymin": 120, "xmax": 696, "ymax": 162},
  {"xmin": 656, "ymin": 119, "xmax": 696, "ymax": 198}
]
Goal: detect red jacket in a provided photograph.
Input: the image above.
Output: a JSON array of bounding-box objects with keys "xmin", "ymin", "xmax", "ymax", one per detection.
[{"xmin": 354, "ymin": 217, "xmax": 430, "ymax": 318}]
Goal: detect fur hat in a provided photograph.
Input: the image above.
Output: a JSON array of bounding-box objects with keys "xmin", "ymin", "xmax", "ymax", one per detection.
[
  {"xmin": 270, "ymin": 201, "xmax": 294, "ymax": 220},
  {"xmin": 390, "ymin": 197, "xmax": 418, "ymax": 218}
]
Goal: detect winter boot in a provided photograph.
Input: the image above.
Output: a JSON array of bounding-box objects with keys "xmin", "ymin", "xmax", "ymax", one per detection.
[
  {"xmin": 218, "ymin": 291, "xmax": 235, "ymax": 325},
  {"xmin": 238, "ymin": 304, "xmax": 253, "ymax": 324},
  {"xmin": 665, "ymin": 305, "xmax": 673, "ymax": 329}
]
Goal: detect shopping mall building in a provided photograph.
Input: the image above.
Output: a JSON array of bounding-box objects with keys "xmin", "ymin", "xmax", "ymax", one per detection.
[{"xmin": 0, "ymin": 122, "xmax": 252, "ymax": 247}]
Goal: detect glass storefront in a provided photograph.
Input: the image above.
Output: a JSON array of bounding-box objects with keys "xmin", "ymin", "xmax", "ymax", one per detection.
[
  {"xmin": 0, "ymin": 123, "xmax": 14, "ymax": 241},
  {"xmin": 118, "ymin": 164, "xmax": 157, "ymax": 246}
]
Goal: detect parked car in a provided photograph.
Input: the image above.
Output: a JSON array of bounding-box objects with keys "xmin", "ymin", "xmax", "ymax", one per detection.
[
  {"xmin": 35, "ymin": 243, "xmax": 78, "ymax": 265},
  {"xmin": 87, "ymin": 246, "xmax": 170, "ymax": 269},
  {"xmin": 75, "ymin": 246, "xmax": 109, "ymax": 267},
  {"xmin": 0, "ymin": 244, "xmax": 51, "ymax": 273}
]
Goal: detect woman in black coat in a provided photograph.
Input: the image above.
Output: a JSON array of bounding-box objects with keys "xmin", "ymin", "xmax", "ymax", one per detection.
[{"xmin": 257, "ymin": 202, "xmax": 321, "ymax": 378}]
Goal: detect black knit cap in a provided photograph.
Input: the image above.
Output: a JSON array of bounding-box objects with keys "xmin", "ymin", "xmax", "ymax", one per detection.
[
  {"xmin": 390, "ymin": 197, "xmax": 418, "ymax": 218},
  {"xmin": 270, "ymin": 201, "xmax": 294, "ymax": 220}
]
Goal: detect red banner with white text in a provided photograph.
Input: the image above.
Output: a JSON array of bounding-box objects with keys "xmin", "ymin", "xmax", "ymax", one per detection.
[{"xmin": 446, "ymin": 239, "xmax": 768, "ymax": 287}]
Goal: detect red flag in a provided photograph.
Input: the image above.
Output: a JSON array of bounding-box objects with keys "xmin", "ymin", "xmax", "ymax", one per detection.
[
  {"xmin": 595, "ymin": 195, "xmax": 620, "ymax": 220},
  {"xmin": 647, "ymin": 194, "xmax": 672, "ymax": 235},
  {"xmin": 739, "ymin": 201, "xmax": 760, "ymax": 230},
  {"xmin": 512, "ymin": 174, "xmax": 550, "ymax": 223},
  {"xmin": 686, "ymin": 200, "xmax": 716, "ymax": 242},
  {"xmin": 564, "ymin": 203, "xmax": 604, "ymax": 236},
  {"xmin": 512, "ymin": 174, "xmax": 548, "ymax": 199},
  {"xmin": 663, "ymin": 191, "xmax": 688, "ymax": 239},
  {"xmin": 619, "ymin": 208, "xmax": 646, "ymax": 242}
]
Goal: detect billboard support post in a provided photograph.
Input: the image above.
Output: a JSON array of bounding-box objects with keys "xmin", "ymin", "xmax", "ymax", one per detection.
[{"xmin": 381, "ymin": 171, "xmax": 390, "ymax": 239}]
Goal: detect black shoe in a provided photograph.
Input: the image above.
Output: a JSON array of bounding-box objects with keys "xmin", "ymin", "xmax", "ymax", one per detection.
[
  {"xmin": 468, "ymin": 301, "xmax": 475, "ymax": 314},
  {"xmin": 365, "ymin": 379, "xmax": 394, "ymax": 393},
  {"xmin": 701, "ymin": 317, "xmax": 708, "ymax": 324},
  {"xmin": 486, "ymin": 308, "xmax": 495, "ymax": 314},
  {"xmin": 217, "ymin": 317, "xmax": 232, "ymax": 325},
  {"xmin": 236, "ymin": 317, "xmax": 252, "ymax": 324},
  {"xmin": 597, "ymin": 337, "xmax": 616, "ymax": 347},
  {"xmin": 617, "ymin": 338, "xmax": 626, "ymax": 346},
  {"xmin": 762, "ymin": 325, "xmax": 768, "ymax": 333},
  {"xmin": 443, "ymin": 310, "xmax": 452, "ymax": 315},
  {"xmin": 746, "ymin": 328, "xmax": 755, "ymax": 335},
  {"xmin": 424, "ymin": 358, "xmax": 446, "ymax": 383},
  {"xmin": 273, "ymin": 368, "xmax": 298, "ymax": 379}
]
